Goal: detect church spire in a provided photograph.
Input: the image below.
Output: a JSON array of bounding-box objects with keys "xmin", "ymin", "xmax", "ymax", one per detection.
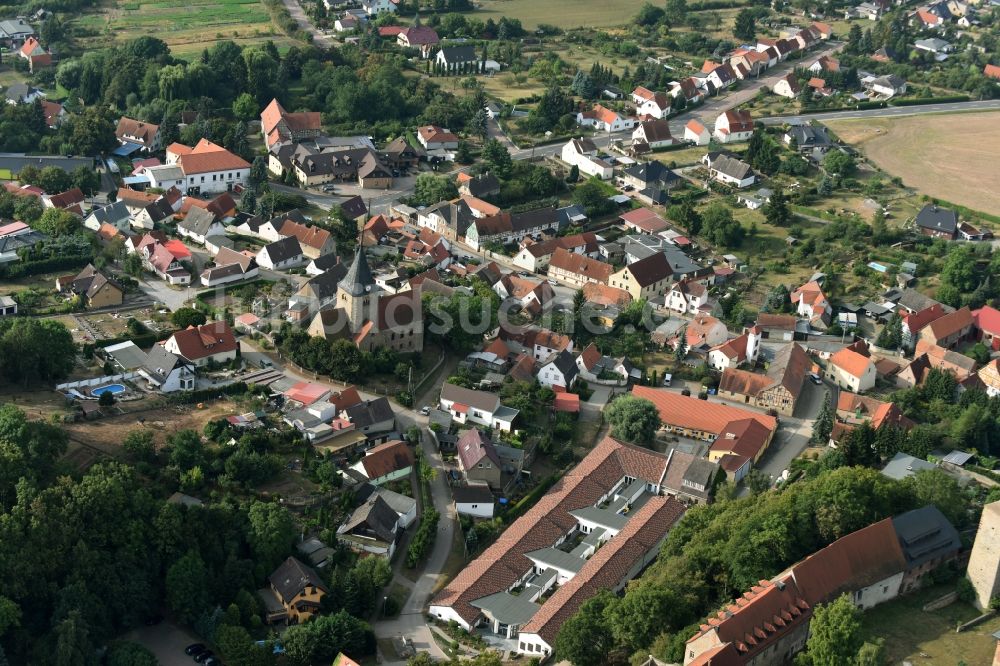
[{"xmin": 338, "ymin": 246, "xmax": 374, "ymax": 297}]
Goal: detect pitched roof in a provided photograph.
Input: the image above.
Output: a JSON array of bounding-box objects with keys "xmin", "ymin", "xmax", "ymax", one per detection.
[
  {"xmin": 632, "ymin": 385, "xmax": 777, "ymax": 434},
  {"xmin": 623, "ymin": 252, "xmax": 672, "ymax": 287},
  {"xmin": 115, "ymin": 117, "xmax": 159, "ymax": 147},
  {"xmin": 582, "ymin": 283, "xmax": 632, "ymax": 308},
  {"xmin": 710, "ymin": 154, "xmax": 753, "ymax": 180},
  {"xmin": 924, "ymin": 306, "xmax": 972, "ymax": 341},
  {"xmin": 914, "ymin": 204, "xmax": 958, "ymax": 234},
  {"xmin": 985, "ymin": 64, "xmax": 1000, "ymax": 81},
  {"xmin": 168, "ymin": 321, "xmax": 237, "ymax": 361},
  {"xmin": 549, "ymin": 247, "xmax": 613, "ymax": 282},
  {"xmin": 417, "ymin": 125, "xmax": 459, "ymax": 145},
  {"xmin": 620, "ymin": 207, "xmax": 668, "ymax": 233},
  {"xmin": 440, "ymin": 383, "xmax": 500, "ymax": 412},
  {"xmin": 788, "ymin": 518, "xmax": 906, "ymax": 606},
  {"xmin": 973, "ymin": 305, "xmax": 1000, "ymax": 335},
  {"xmin": 830, "ymin": 347, "xmax": 874, "ymax": 379},
  {"xmin": 329, "ymin": 386, "xmax": 363, "ymax": 413},
  {"xmin": 269, "ymin": 556, "xmax": 329, "ymax": 603},
  {"xmin": 399, "ymin": 25, "xmax": 440, "ymax": 45},
  {"xmin": 279, "ymin": 219, "xmax": 332, "ymax": 251},
  {"xmin": 360, "ymin": 440, "xmax": 414, "ymax": 479},
  {"xmin": 892, "ymin": 505, "xmax": 961, "ymax": 569},
  {"xmin": 903, "ymin": 303, "xmax": 946, "ymax": 334},
  {"xmin": 457, "ymin": 428, "xmax": 501, "ymax": 470},
  {"xmin": 708, "ymin": 417, "xmax": 773, "ymax": 465},
  {"xmin": 636, "ymin": 119, "xmax": 673, "ymax": 143},
  {"xmin": 174, "ymin": 139, "xmax": 251, "ymax": 175},
  {"xmin": 178, "ymin": 205, "xmax": 219, "ymax": 236},
  {"xmin": 720, "ymin": 109, "xmax": 754, "ymax": 133}
]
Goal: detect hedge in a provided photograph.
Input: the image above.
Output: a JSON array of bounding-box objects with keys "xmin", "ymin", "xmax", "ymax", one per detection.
[
  {"xmin": 167, "ymin": 382, "xmax": 250, "ymax": 404},
  {"xmin": 503, "ymin": 473, "xmax": 561, "ymax": 524},
  {"xmin": 797, "ymin": 101, "xmax": 887, "ymax": 115},
  {"xmin": 84, "ymin": 329, "xmax": 173, "ymax": 357},
  {"xmin": 889, "ymin": 95, "xmax": 970, "ymax": 107},
  {"xmin": 0, "ymin": 254, "xmax": 92, "ymax": 279}
]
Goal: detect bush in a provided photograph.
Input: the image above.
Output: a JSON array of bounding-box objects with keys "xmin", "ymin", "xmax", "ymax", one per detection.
[{"xmin": 406, "ymin": 508, "xmax": 440, "ymax": 568}]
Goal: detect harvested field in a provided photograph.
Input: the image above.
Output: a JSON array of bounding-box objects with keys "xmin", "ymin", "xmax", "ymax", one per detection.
[
  {"xmin": 824, "ymin": 112, "xmax": 1000, "ymax": 214},
  {"xmin": 476, "ymin": 0, "xmax": 652, "ymax": 28}
]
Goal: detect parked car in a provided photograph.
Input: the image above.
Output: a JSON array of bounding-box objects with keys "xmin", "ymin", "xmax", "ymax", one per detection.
[
  {"xmin": 194, "ymin": 650, "xmax": 214, "ymax": 663},
  {"xmin": 185, "ymin": 645, "xmax": 206, "ymax": 657},
  {"xmin": 808, "ymin": 373, "xmax": 822, "ymax": 385},
  {"xmin": 419, "ymin": 405, "xmax": 430, "ymax": 416}
]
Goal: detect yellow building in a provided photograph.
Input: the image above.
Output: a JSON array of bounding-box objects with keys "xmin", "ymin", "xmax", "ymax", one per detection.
[
  {"xmin": 258, "ymin": 556, "xmax": 328, "ymax": 624},
  {"xmin": 609, "ymin": 252, "xmax": 672, "ymax": 302}
]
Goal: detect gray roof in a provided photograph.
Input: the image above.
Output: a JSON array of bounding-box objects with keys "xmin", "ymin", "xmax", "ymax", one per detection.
[
  {"xmin": 309, "ymin": 253, "xmax": 341, "ymax": 272},
  {"xmin": 546, "ymin": 349, "xmax": 579, "ymax": 383},
  {"xmin": 375, "ymin": 487, "xmax": 417, "ymax": 516},
  {"xmin": 881, "ymin": 452, "xmax": 937, "ymax": 480},
  {"xmin": 438, "ymin": 45, "xmax": 478, "ymax": 63},
  {"xmin": 440, "ymin": 383, "xmax": 500, "ymax": 412},
  {"xmin": 894, "ymin": 288, "xmax": 942, "ymax": 314},
  {"xmin": 143, "ymin": 198, "xmax": 175, "ymax": 223},
  {"xmin": 711, "ymin": 154, "xmax": 753, "ymax": 180},
  {"xmin": 0, "ymin": 19, "xmax": 34, "ymax": 38},
  {"xmin": 568, "ymin": 505, "xmax": 630, "ymax": 531},
  {"xmin": 0, "ymin": 153, "xmax": 93, "ymax": 174},
  {"xmin": 914, "ymin": 204, "xmax": 958, "ymax": 234},
  {"xmin": 103, "ymin": 341, "xmax": 148, "ymax": 370},
  {"xmin": 86, "ymin": 201, "xmax": 130, "ymax": 225},
  {"xmin": 623, "ymin": 160, "xmax": 681, "ymax": 187},
  {"xmin": 470, "ymin": 591, "xmax": 541, "ymax": 626},
  {"xmin": 178, "ymin": 206, "xmax": 219, "ymax": 236},
  {"xmin": 682, "ymin": 458, "xmax": 718, "ymax": 491},
  {"xmin": 915, "ymin": 37, "xmax": 950, "ymax": 51},
  {"xmin": 339, "ymin": 248, "xmax": 375, "ymax": 296},
  {"xmin": 787, "ymin": 125, "xmax": 832, "ymax": 147},
  {"xmin": 143, "ymin": 344, "xmax": 185, "ymax": 382},
  {"xmin": 268, "ymin": 556, "xmax": 328, "ymax": 603},
  {"xmin": 299, "ymin": 263, "xmax": 350, "ymax": 302},
  {"xmin": 340, "ymin": 495, "xmax": 399, "ymax": 544},
  {"xmin": 941, "ymin": 450, "xmax": 974, "ymax": 466},
  {"xmin": 556, "ymin": 204, "xmax": 588, "ymax": 226},
  {"xmin": 525, "ymin": 546, "xmax": 586, "ymax": 574},
  {"xmin": 260, "ymin": 235, "xmax": 303, "ymax": 263},
  {"xmin": 452, "ymin": 484, "xmax": 494, "ymax": 504},
  {"xmin": 892, "ymin": 505, "xmax": 961, "ymax": 568},
  {"xmin": 345, "ymin": 397, "xmax": 395, "ymax": 430}
]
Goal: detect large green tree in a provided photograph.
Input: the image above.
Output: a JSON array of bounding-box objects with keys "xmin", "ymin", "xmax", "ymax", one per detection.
[
  {"xmin": 605, "ymin": 396, "xmax": 661, "ymax": 445},
  {"xmin": 554, "ymin": 589, "xmax": 617, "ymax": 666},
  {"xmin": 247, "ymin": 501, "xmax": 296, "ymax": 570},
  {"xmin": 165, "ymin": 550, "xmax": 210, "ymax": 624},
  {"xmin": 801, "ymin": 594, "xmax": 863, "ymax": 666},
  {"xmin": 0, "ymin": 318, "xmax": 76, "ymax": 386}
]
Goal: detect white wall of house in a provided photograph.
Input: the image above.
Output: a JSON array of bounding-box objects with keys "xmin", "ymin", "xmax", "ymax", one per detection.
[
  {"xmin": 183, "ymin": 168, "xmax": 247, "ymax": 195},
  {"xmin": 456, "ymin": 500, "xmax": 494, "ymax": 519}
]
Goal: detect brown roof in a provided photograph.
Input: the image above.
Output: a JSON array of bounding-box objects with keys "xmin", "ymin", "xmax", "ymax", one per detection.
[
  {"xmin": 168, "ymin": 321, "xmax": 237, "ymax": 361},
  {"xmin": 520, "ymin": 495, "xmax": 685, "ymax": 643},
  {"xmin": 624, "ymin": 252, "xmax": 672, "ymax": 287},
  {"xmin": 116, "ymin": 117, "xmax": 159, "ymax": 147},
  {"xmin": 708, "ymin": 418, "xmax": 772, "ymax": 463},
  {"xmin": 788, "ymin": 518, "xmax": 906, "ymax": 606},
  {"xmin": 903, "ymin": 303, "xmax": 946, "ymax": 335},
  {"xmin": 632, "ymin": 386, "xmax": 776, "ymax": 434},
  {"xmin": 329, "ymin": 386, "xmax": 362, "ymax": 413},
  {"xmin": 48, "ymin": 188, "xmax": 84, "ymax": 210},
  {"xmin": 757, "ymin": 313, "xmax": 797, "ymax": 330},
  {"xmin": 360, "ymin": 440, "xmax": 414, "ymax": 479},
  {"xmin": 174, "ymin": 139, "xmax": 251, "ymax": 175},
  {"xmin": 549, "ymin": 248, "xmax": 612, "ymax": 283},
  {"xmin": 279, "ymin": 219, "xmax": 332, "ymax": 251},
  {"xmin": 582, "ymin": 283, "xmax": 632, "ymax": 308},
  {"xmin": 578, "ymin": 343, "xmax": 602, "ymax": 372},
  {"xmin": 117, "ymin": 187, "xmax": 158, "ymax": 206},
  {"xmin": 924, "ymin": 306, "xmax": 973, "ymax": 342},
  {"xmin": 719, "ymin": 367, "xmax": 774, "ymax": 397},
  {"xmin": 457, "ymin": 428, "xmax": 501, "ymax": 470},
  {"xmin": 417, "ymin": 125, "xmax": 459, "ymax": 145}
]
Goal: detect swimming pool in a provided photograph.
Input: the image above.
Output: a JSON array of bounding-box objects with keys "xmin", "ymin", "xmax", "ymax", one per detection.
[{"xmin": 91, "ymin": 384, "xmax": 126, "ymax": 397}]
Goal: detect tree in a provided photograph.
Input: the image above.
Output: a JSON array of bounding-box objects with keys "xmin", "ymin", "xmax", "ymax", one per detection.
[
  {"xmin": 165, "ymin": 550, "xmax": 210, "ymax": 624},
  {"xmin": 0, "ymin": 318, "xmax": 77, "ymax": 386},
  {"xmin": 71, "ymin": 165, "xmax": 101, "ymax": 196},
  {"xmin": 802, "ymin": 594, "xmax": 863, "ymax": 666},
  {"xmin": 875, "ymin": 313, "xmax": 902, "ymax": 350},
  {"xmin": 470, "ymin": 107, "xmax": 489, "ymax": 140},
  {"xmin": 166, "ymin": 429, "xmax": 204, "ymax": 471},
  {"xmin": 122, "ymin": 430, "xmax": 156, "ymax": 462},
  {"xmin": 247, "ymin": 501, "xmax": 296, "ymax": 570},
  {"xmin": 701, "ymin": 203, "xmax": 744, "ymax": 247},
  {"xmin": 904, "ymin": 469, "xmax": 968, "ymax": 528},
  {"xmin": 215, "ymin": 626, "xmax": 276, "ymax": 666},
  {"xmin": 605, "ymin": 396, "xmax": 661, "ymax": 445},
  {"xmin": 968, "ymin": 342, "xmax": 991, "ymax": 364},
  {"xmin": 572, "ymin": 177, "xmax": 613, "ymax": 217},
  {"xmin": 811, "ymin": 395, "xmax": 833, "ymax": 444},
  {"xmin": 745, "ymin": 468, "xmax": 771, "ymax": 494},
  {"xmin": 665, "ymin": 0, "xmax": 687, "ymax": 25},
  {"xmin": 281, "ymin": 610, "xmax": 373, "ymax": 666},
  {"xmin": 481, "ymin": 138, "xmax": 513, "ymax": 178},
  {"xmin": 668, "ymin": 199, "xmax": 702, "ymax": 236},
  {"xmin": 98, "ymin": 391, "xmax": 115, "ymax": 407},
  {"xmin": 607, "ymin": 585, "xmax": 689, "ymax": 650},
  {"xmin": 34, "ymin": 208, "xmax": 78, "ymax": 236},
  {"xmin": 555, "ymin": 589, "xmax": 617, "ymax": 666},
  {"xmin": 823, "ymin": 150, "xmax": 856, "ymax": 177},
  {"xmin": 107, "ymin": 642, "xmax": 158, "ymax": 666},
  {"xmin": 733, "ymin": 9, "xmax": 756, "ymax": 41},
  {"xmin": 411, "ymin": 173, "xmax": 458, "ymax": 206},
  {"xmin": 567, "ymin": 164, "xmax": 579, "ymax": 183},
  {"xmin": 171, "ymin": 307, "xmax": 207, "ymax": 328},
  {"xmin": 762, "ymin": 189, "xmax": 792, "ymax": 227},
  {"xmin": 232, "ymin": 92, "xmax": 258, "ymax": 122},
  {"xmin": 635, "ymin": 3, "xmax": 665, "ymax": 26}
]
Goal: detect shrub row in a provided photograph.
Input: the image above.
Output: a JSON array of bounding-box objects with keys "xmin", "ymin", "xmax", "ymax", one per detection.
[
  {"xmin": 0, "ymin": 255, "xmax": 92, "ymax": 279},
  {"xmin": 406, "ymin": 507, "xmax": 440, "ymax": 568},
  {"xmin": 889, "ymin": 94, "xmax": 970, "ymax": 107}
]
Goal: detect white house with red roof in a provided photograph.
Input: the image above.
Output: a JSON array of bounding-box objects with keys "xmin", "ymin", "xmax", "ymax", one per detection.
[
  {"xmin": 18, "ymin": 36, "xmax": 51, "ymax": 72},
  {"xmin": 163, "ymin": 321, "xmax": 238, "ymax": 367},
  {"xmin": 708, "ymin": 328, "xmax": 762, "ymax": 371},
  {"xmin": 396, "ymin": 26, "xmax": 439, "ymax": 57},
  {"xmin": 416, "ymin": 125, "xmax": 459, "ymax": 150},
  {"xmin": 636, "ymin": 91, "xmax": 672, "ymax": 120},
  {"xmin": 631, "ymin": 86, "xmax": 657, "ymax": 106},
  {"xmin": 166, "ymin": 139, "xmax": 250, "ymax": 195},
  {"xmin": 684, "ymin": 120, "xmax": 711, "ymax": 146},
  {"xmin": 774, "ymin": 72, "xmax": 801, "ymax": 99},
  {"xmin": 665, "ymin": 278, "xmax": 709, "ymax": 315},
  {"xmin": 827, "ymin": 342, "xmax": 877, "ymax": 392},
  {"xmin": 576, "ymin": 104, "xmax": 637, "ymax": 132},
  {"xmin": 713, "ymin": 109, "xmax": 755, "ymax": 144},
  {"xmin": 790, "ymin": 280, "xmax": 831, "ymax": 321}
]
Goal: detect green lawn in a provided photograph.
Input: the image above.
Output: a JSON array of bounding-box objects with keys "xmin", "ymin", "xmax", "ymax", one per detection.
[
  {"xmin": 861, "ymin": 584, "xmax": 1000, "ymax": 665},
  {"xmin": 475, "ymin": 0, "xmax": 652, "ymax": 28}
]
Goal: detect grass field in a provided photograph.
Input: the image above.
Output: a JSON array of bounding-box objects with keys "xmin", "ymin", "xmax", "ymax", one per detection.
[
  {"xmin": 824, "ymin": 112, "xmax": 1000, "ymax": 215},
  {"xmin": 74, "ymin": 0, "xmax": 293, "ymax": 60},
  {"xmin": 475, "ymin": 0, "xmax": 652, "ymax": 28},
  {"xmin": 860, "ymin": 584, "xmax": 1000, "ymax": 665}
]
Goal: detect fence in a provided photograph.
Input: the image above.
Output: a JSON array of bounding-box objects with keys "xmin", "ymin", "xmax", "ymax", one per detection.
[{"xmin": 56, "ymin": 372, "xmax": 140, "ymax": 391}]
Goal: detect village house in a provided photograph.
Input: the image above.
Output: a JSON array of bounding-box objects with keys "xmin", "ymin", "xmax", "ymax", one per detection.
[
  {"xmin": 717, "ymin": 342, "xmax": 810, "ymax": 416},
  {"xmin": 979, "ymin": 359, "xmax": 1000, "ymax": 397},
  {"xmin": 973, "ymin": 305, "xmax": 1000, "ymax": 351},
  {"xmin": 163, "ymin": 321, "xmax": 238, "ymax": 367},
  {"xmin": 453, "ymin": 484, "xmax": 495, "ymax": 519},
  {"xmin": 439, "ymin": 383, "xmax": 519, "ymax": 432},
  {"xmin": 537, "ymin": 349, "xmax": 580, "ymax": 389},
  {"xmin": 115, "ymin": 117, "xmax": 161, "ymax": 153},
  {"xmin": 18, "ymin": 36, "xmax": 51, "ymax": 72},
  {"xmin": 417, "ymin": 125, "xmax": 460, "ymax": 151},
  {"xmin": 167, "ymin": 139, "xmax": 250, "ymax": 195},
  {"xmin": 455, "ymin": 429, "xmax": 503, "ymax": 488},
  {"xmin": 773, "ymin": 72, "xmax": 801, "ymax": 98},
  {"xmin": 260, "ymin": 98, "xmax": 322, "ymax": 149},
  {"xmin": 257, "ymin": 236, "xmax": 305, "ymax": 270},
  {"xmin": 201, "ymin": 246, "xmax": 259, "ymax": 287},
  {"xmin": 827, "ymin": 342, "xmax": 877, "ymax": 392},
  {"xmin": 436, "ymin": 45, "xmax": 479, "ymax": 70},
  {"xmin": 258, "ymin": 556, "xmax": 328, "ymax": 624},
  {"xmin": 621, "ymin": 160, "xmax": 682, "ymax": 194},
  {"xmin": 350, "ymin": 439, "xmax": 414, "ymax": 486},
  {"xmin": 632, "ymin": 119, "xmax": 675, "ymax": 149},
  {"xmin": 702, "ymin": 153, "xmax": 756, "ymax": 188},
  {"xmin": 561, "ymin": 138, "xmax": 613, "ymax": 180},
  {"xmin": 791, "ymin": 279, "xmax": 832, "ymax": 323},
  {"xmin": 397, "ymin": 26, "xmax": 440, "ymax": 57},
  {"xmin": 919, "ymin": 306, "xmax": 974, "ymax": 349},
  {"xmin": 713, "ymin": 109, "xmax": 755, "ymax": 144},
  {"xmin": 665, "ymin": 278, "xmax": 710, "ymax": 315},
  {"xmin": 684, "ymin": 120, "xmax": 711, "ymax": 146},
  {"xmin": 609, "ymin": 252, "xmax": 674, "ymax": 302},
  {"xmin": 576, "ymin": 104, "xmax": 638, "ymax": 132},
  {"xmin": 176, "ymin": 206, "xmax": 224, "ymax": 245},
  {"xmin": 336, "ymin": 495, "xmax": 403, "ymax": 559},
  {"xmin": 896, "ymin": 341, "xmax": 977, "ymax": 388},
  {"xmin": 56, "ymin": 264, "xmax": 124, "ymax": 309},
  {"xmin": 464, "ymin": 207, "xmax": 560, "ymax": 251},
  {"xmin": 636, "ymin": 90, "xmax": 672, "ymax": 119},
  {"xmin": 458, "ymin": 172, "xmax": 501, "ymax": 199},
  {"xmin": 513, "ymin": 232, "xmax": 598, "ymax": 273},
  {"xmin": 575, "ymin": 343, "xmax": 639, "ymax": 385},
  {"xmin": 683, "ymin": 314, "xmax": 729, "ymax": 353},
  {"xmin": 290, "ymin": 145, "xmax": 393, "ymax": 189},
  {"xmin": 914, "ymin": 204, "xmax": 959, "ymax": 239},
  {"xmin": 901, "ymin": 303, "xmax": 947, "ymax": 349},
  {"xmin": 707, "ymin": 328, "xmax": 762, "ymax": 371}
]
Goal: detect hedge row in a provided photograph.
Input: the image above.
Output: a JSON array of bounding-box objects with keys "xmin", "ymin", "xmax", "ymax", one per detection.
[
  {"xmin": 406, "ymin": 507, "xmax": 440, "ymax": 569},
  {"xmin": 85, "ymin": 329, "xmax": 173, "ymax": 357},
  {"xmin": 0, "ymin": 255, "xmax": 92, "ymax": 279},
  {"xmin": 167, "ymin": 381, "xmax": 250, "ymax": 404},
  {"xmin": 503, "ymin": 473, "xmax": 561, "ymax": 524},
  {"xmin": 888, "ymin": 95, "xmax": 970, "ymax": 107}
]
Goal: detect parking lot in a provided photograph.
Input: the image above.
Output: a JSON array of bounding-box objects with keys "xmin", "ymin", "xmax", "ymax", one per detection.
[{"xmin": 124, "ymin": 621, "xmax": 202, "ymax": 666}]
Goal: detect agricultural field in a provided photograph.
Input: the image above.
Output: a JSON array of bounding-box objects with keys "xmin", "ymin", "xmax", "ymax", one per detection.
[
  {"xmin": 475, "ymin": 0, "xmax": 652, "ymax": 29},
  {"xmin": 73, "ymin": 0, "xmax": 294, "ymax": 60},
  {"xmin": 824, "ymin": 112, "xmax": 1000, "ymax": 216}
]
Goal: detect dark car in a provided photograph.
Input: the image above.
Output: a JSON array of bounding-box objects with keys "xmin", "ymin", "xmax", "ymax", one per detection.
[
  {"xmin": 185, "ymin": 644, "xmax": 206, "ymax": 656},
  {"xmin": 194, "ymin": 650, "xmax": 214, "ymax": 663},
  {"xmin": 203, "ymin": 658, "xmax": 221, "ymax": 666}
]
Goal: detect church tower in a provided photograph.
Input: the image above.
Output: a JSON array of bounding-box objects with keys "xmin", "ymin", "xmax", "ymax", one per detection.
[{"xmin": 337, "ymin": 247, "xmax": 377, "ymax": 334}]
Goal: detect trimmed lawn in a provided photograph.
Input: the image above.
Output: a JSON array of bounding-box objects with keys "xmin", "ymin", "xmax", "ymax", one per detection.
[{"xmin": 860, "ymin": 584, "xmax": 1000, "ymax": 665}]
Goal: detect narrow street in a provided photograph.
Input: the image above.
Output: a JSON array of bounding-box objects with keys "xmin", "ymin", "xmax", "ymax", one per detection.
[{"xmin": 279, "ymin": 0, "xmax": 333, "ymax": 48}]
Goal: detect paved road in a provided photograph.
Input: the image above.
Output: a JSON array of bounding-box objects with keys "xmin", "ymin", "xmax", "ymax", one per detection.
[
  {"xmin": 758, "ymin": 98, "xmax": 1000, "ymax": 125},
  {"xmin": 280, "ymin": 0, "xmax": 333, "ymax": 48}
]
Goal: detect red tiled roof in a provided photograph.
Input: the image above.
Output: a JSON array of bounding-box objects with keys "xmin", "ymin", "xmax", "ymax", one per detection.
[
  {"xmin": 549, "ymin": 248, "xmax": 612, "ymax": 283},
  {"xmin": 620, "ymin": 207, "xmax": 668, "ymax": 233},
  {"xmin": 903, "ymin": 303, "xmax": 946, "ymax": 335},
  {"xmin": 553, "ymin": 392, "xmax": 580, "ymax": 413},
  {"xmin": 708, "ymin": 417, "xmax": 772, "ymax": 464},
  {"xmin": 457, "ymin": 428, "xmax": 501, "ymax": 470},
  {"xmin": 632, "ymin": 386, "xmax": 777, "ymax": 434},
  {"xmin": 582, "ymin": 283, "xmax": 632, "ymax": 308},
  {"xmin": 284, "ymin": 381, "xmax": 329, "ymax": 406},
  {"xmin": 168, "ymin": 322, "xmax": 237, "ymax": 361},
  {"xmin": 985, "ymin": 64, "xmax": 1000, "ymax": 81},
  {"xmin": 361, "ymin": 440, "xmax": 414, "ymax": 479},
  {"xmin": 329, "ymin": 386, "xmax": 362, "ymax": 413},
  {"xmin": 830, "ymin": 347, "xmax": 873, "ymax": 379},
  {"xmin": 925, "ymin": 306, "xmax": 973, "ymax": 342},
  {"xmin": 973, "ymin": 305, "xmax": 1000, "ymax": 335}
]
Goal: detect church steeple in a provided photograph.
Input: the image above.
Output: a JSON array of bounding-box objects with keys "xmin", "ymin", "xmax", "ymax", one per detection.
[{"xmin": 338, "ymin": 247, "xmax": 374, "ymax": 297}]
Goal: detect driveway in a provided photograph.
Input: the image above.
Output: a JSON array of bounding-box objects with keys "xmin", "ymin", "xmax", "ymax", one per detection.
[
  {"xmin": 753, "ymin": 378, "xmax": 831, "ymax": 482},
  {"xmin": 138, "ymin": 277, "xmax": 194, "ymax": 312},
  {"xmin": 123, "ymin": 622, "xmax": 201, "ymax": 666}
]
